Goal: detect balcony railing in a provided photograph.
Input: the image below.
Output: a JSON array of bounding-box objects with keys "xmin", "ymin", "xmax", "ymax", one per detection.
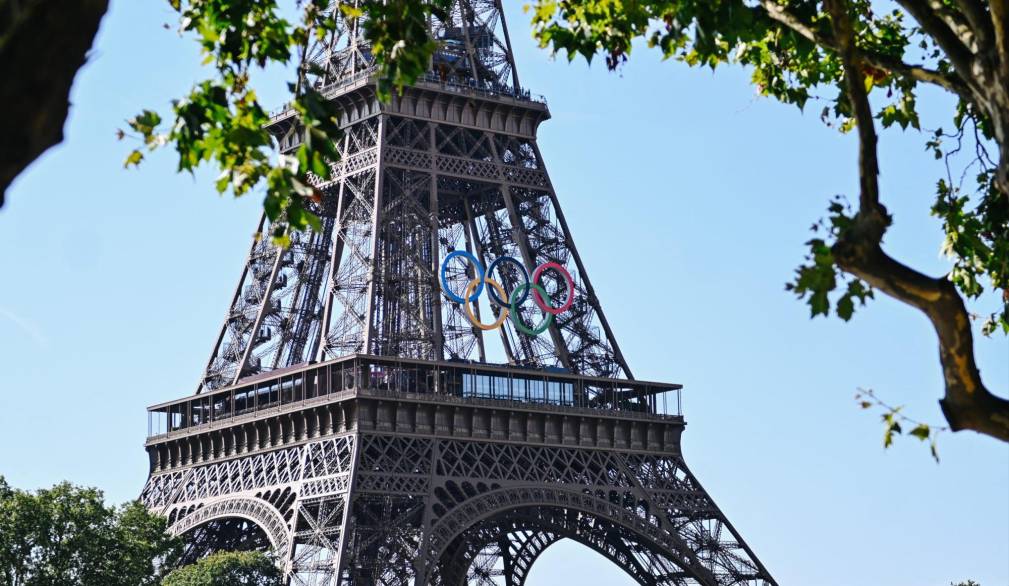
[
  {"xmin": 147, "ymin": 354, "xmax": 682, "ymax": 438},
  {"xmin": 413, "ymin": 72, "xmax": 547, "ymax": 104},
  {"xmin": 267, "ymin": 66, "xmax": 546, "ymax": 123}
]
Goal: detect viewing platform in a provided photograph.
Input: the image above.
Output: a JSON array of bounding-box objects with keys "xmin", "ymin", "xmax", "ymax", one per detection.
[
  {"xmin": 148, "ymin": 354, "xmax": 682, "ymax": 439},
  {"xmin": 145, "ymin": 355, "xmax": 685, "ymax": 474}
]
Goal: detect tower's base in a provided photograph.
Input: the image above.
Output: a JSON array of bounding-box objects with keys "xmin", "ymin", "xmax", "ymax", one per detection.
[{"xmin": 142, "ymin": 356, "xmax": 774, "ymax": 585}]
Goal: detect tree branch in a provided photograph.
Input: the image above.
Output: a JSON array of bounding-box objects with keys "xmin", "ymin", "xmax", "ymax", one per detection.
[
  {"xmin": 923, "ymin": 0, "xmax": 984, "ymax": 52},
  {"xmin": 989, "ymin": 0, "xmax": 1009, "ymax": 198},
  {"xmin": 895, "ymin": 0, "xmax": 977, "ymax": 85},
  {"xmin": 0, "ymin": 0, "xmax": 109, "ymax": 207},
  {"xmin": 759, "ymin": 0, "xmax": 969, "ymax": 97},
  {"xmin": 833, "ymin": 241, "xmax": 1009, "ymax": 442},
  {"xmin": 824, "ymin": 0, "xmax": 882, "ymax": 216},
  {"xmin": 991, "ymin": 0, "xmax": 1009, "ymax": 83},
  {"xmin": 760, "ymin": 0, "xmax": 821, "ymax": 44},
  {"xmin": 825, "ymin": 0, "xmax": 1009, "ymax": 443},
  {"xmin": 867, "ymin": 53, "xmax": 969, "ymax": 101},
  {"xmin": 951, "ymin": 0, "xmax": 994, "ymax": 50}
]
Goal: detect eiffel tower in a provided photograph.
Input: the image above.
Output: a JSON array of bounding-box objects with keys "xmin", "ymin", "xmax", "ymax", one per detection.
[{"xmin": 141, "ymin": 2, "xmax": 777, "ymax": 584}]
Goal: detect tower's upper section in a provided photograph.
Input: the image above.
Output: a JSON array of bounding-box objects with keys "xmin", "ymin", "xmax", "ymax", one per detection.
[
  {"xmin": 213, "ymin": 0, "xmax": 630, "ymax": 396},
  {"xmin": 313, "ymin": 0, "xmax": 530, "ymax": 102},
  {"xmin": 270, "ymin": 0, "xmax": 547, "ymax": 146}
]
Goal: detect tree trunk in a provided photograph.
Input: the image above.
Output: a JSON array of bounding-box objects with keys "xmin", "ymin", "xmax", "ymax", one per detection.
[{"xmin": 0, "ymin": 0, "xmax": 110, "ymax": 206}]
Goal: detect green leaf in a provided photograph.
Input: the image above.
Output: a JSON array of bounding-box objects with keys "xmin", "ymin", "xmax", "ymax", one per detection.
[
  {"xmin": 124, "ymin": 150, "xmax": 144, "ymax": 168},
  {"xmin": 309, "ymin": 149, "xmax": 329, "ymax": 178},
  {"xmin": 128, "ymin": 110, "xmax": 162, "ymax": 135},
  {"xmin": 836, "ymin": 295, "xmax": 855, "ymax": 320},
  {"xmin": 909, "ymin": 424, "xmax": 930, "ymax": 441},
  {"xmin": 882, "ymin": 412, "xmax": 902, "ymax": 448}
]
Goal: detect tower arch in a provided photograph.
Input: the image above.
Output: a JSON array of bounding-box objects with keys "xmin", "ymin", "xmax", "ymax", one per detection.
[
  {"xmin": 168, "ymin": 496, "xmax": 291, "ymax": 563},
  {"xmin": 461, "ymin": 532, "xmax": 688, "ymax": 586},
  {"xmin": 423, "ymin": 486, "xmax": 719, "ymax": 586}
]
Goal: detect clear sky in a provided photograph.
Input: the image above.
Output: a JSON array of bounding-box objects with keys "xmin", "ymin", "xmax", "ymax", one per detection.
[{"xmin": 1, "ymin": 1, "xmax": 1006, "ymax": 584}]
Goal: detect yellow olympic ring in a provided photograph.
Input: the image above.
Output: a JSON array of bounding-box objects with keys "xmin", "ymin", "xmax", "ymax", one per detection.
[{"xmin": 464, "ymin": 277, "xmax": 509, "ymax": 331}]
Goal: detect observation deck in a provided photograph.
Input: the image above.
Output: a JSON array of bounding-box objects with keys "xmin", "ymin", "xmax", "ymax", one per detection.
[
  {"xmin": 146, "ymin": 355, "xmax": 685, "ymax": 475},
  {"xmin": 268, "ymin": 66, "xmax": 551, "ymax": 144}
]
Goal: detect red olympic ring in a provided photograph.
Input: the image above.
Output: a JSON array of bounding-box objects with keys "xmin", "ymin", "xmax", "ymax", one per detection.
[{"xmin": 531, "ymin": 262, "xmax": 574, "ymax": 315}]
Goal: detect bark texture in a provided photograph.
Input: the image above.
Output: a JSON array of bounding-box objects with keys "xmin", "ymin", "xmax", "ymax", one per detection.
[{"xmin": 0, "ymin": 0, "xmax": 110, "ymax": 206}]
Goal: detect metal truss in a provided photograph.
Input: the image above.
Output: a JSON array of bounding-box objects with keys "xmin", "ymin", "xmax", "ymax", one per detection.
[
  {"xmin": 142, "ymin": 424, "xmax": 775, "ymax": 586},
  {"xmin": 154, "ymin": 3, "xmax": 776, "ymax": 585},
  {"xmin": 308, "ymin": 0, "xmax": 521, "ymax": 94},
  {"xmin": 198, "ymin": 0, "xmax": 630, "ymax": 389}
]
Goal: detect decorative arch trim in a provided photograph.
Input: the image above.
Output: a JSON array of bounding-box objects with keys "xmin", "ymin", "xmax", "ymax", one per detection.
[
  {"xmin": 169, "ymin": 496, "xmax": 290, "ymax": 559},
  {"xmin": 450, "ymin": 519, "xmax": 671, "ymax": 586},
  {"xmin": 422, "ymin": 486, "xmax": 717, "ymax": 586}
]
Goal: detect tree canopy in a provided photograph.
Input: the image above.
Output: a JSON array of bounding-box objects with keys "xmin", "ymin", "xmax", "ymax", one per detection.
[
  {"xmin": 0, "ymin": 477, "xmax": 180, "ymax": 586},
  {"xmin": 161, "ymin": 551, "xmax": 283, "ymax": 586},
  {"xmin": 524, "ymin": 0, "xmax": 1009, "ymax": 447}
]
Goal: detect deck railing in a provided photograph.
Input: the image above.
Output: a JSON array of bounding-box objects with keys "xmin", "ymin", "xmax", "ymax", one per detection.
[
  {"xmin": 268, "ymin": 66, "xmax": 546, "ymax": 122},
  {"xmin": 147, "ymin": 355, "xmax": 682, "ymax": 438}
]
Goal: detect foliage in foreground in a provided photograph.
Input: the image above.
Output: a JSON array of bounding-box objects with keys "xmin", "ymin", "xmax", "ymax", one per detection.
[
  {"xmin": 0, "ymin": 476, "xmax": 180, "ymax": 586},
  {"xmin": 161, "ymin": 551, "xmax": 283, "ymax": 586},
  {"xmin": 524, "ymin": 0, "xmax": 1009, "ymax": 448},
  {"xmin": 123, "ymin": 0, "xmax": 455, "ymax": 246}
]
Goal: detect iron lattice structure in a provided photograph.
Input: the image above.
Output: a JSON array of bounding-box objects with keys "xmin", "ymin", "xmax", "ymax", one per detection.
[{"xmin": 142, "ymin": 3, "xmax": 777, "ymax": 584}]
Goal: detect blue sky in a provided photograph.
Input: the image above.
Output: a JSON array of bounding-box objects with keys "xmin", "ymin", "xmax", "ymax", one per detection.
[{"xmin": 1, "ymin": 1, "xmax": 1006, "ymax": 584}]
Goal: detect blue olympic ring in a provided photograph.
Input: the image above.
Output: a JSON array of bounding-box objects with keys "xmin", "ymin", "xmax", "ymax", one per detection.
[{"xmin": 440, "ymin": 250, "xmax": 484, "ymax": 303}]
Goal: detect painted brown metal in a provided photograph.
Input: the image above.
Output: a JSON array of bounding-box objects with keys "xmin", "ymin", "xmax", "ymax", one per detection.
[{"xmin": 145, "ymin": 3, "xmax": 776, "ymax": 584}]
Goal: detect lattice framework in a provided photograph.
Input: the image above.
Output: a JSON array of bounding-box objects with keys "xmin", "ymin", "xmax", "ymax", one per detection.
[
  {"xmin": 148, "ymin": 2, "xmax": 776, "ymax": 584},
  {"xmin": 143, "ymin": 428, "xmax": 774, "ymax": 585}
]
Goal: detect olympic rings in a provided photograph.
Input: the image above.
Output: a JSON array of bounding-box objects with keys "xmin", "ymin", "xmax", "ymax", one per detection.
[
  {"xmin": 439, "ymin": 252, "xmax": 574, "ymax": 336},
  {"xmin": 464, "ymin": 278, "xmax": 510, "ymax": 331},
  {"xmin": 509, "ymin": 283, "xmax": 553, "ymax": 336}
]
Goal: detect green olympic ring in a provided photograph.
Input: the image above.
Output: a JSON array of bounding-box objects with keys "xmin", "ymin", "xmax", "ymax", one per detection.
[{"xmin": 509, "ymin": 283, "xmax": 554, "ymax": 336}]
